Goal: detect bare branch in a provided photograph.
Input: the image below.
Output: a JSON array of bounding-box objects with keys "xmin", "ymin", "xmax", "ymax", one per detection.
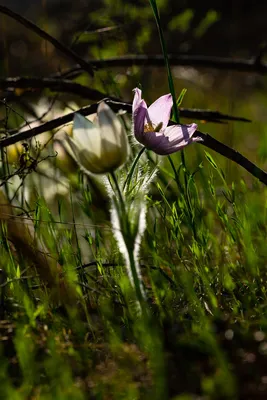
[
  {"xmin": 0, "ymin": 102, "xmax": 99, "ymax": 147},
  {"xmin": 92, "ymin": 54, "xmax": 267, "ymax": 73},
  {"xmin": 0, "ymin": 98, "xmax": 264, "ymax": 186},
  {"xmin": 0, "ymin": 77, "xmax": 110, "ymax": 101},
  {"xmin": 0, "ymin": 76, "xmax": 251, "ymax": 124},
  {"xmin": 56, "ymin": 54, "xmax": 267, "ymax": 77},
  {"xmin": 0, "ymin": 99, "xmax": 250, "ymax": 148},
  {"xmin": 196, "ymin": 131, "xmax": 267, "ymax": 186},
  {"xmin": 0, "ymin": 5, "xmax": 94, "ymax": 77}
]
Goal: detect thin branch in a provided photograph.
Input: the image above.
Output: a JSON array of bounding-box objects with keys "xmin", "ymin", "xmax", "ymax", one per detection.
[
  {"xmin": 0, "ymin": 99, "xmax": 250, "ymax": 148},
  {"xmin": 0, "ymin": 5, "xmax": 94, "ymax": 77},
  {"xmin": 0, "ymin": 102, "xmax": 100, "ymax": 147},
  {"xmin": 0, "ymin": 99, "xmax": 264, "ymax": 185},
  {"xmin": 0, "ymin": 77, "xmax": 110, "ymax": 101},
  {"xmin": 178, "ymin": 109, "xmax": 250, "ymax": 123},
  {"xmin": 196, "ymin": 131, "xmax": 267, "ymax": 185},
  {"xmin": 57, "ymin": 54, "xmax": 267, "ymax": 76},
  {"xmin": 93, "ymin": 54, "xmax": 267, "ymax": 73},
  {"xmin": 0, "ymin": 77, "xmax": 251, "ymax": 124},
  {"xmin": 0, "ymin": 97, "xmax": 58, "ymax": 135}
]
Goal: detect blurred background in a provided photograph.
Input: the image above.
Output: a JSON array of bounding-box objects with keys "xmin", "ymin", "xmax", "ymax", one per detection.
[
  {"xmin": 1, "ymin": 3, "xmax": 267, "ymax": 397},
  {"xmin": 2, "ymin": 0, "xmax": 267, "ymax": 70},
  {"xmin": 1, "ymin": 0, "xmax": 267, "ymax": 193}
]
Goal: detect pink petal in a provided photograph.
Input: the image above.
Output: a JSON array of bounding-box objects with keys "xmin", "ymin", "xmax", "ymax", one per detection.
[
  {"xmin": 132, "ymin": 88, "xmax": 147, "ymax": 113},
  {"xmin": 137, "ymin": 130, "xmax": 167, "ymax": 151},
  {"xmin": 132, "ymin": 89, "xmax": 200, "ymax": 156},
  {"xmin": 155, "ymin": 123, "xmax": 199, "ymax": 154},
  {"xmin": 147, "ymin": 94, "xmax": 173, "ymax": 130},
  {"xmin": 133, "ymin": 101, "xmax": 148, "ymax": 142},
  {"xmin": 138, "ymin": 123, "xmax": 199, "ymax": 155},
  {"xmin": 165, "ymin": 123, "xmax": 198, "ymax": 143}
]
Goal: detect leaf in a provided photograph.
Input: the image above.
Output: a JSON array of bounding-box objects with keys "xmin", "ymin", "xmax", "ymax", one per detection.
[{"xmin": 176, "ymin": 88, "xmax": 187, "ymax": 108}]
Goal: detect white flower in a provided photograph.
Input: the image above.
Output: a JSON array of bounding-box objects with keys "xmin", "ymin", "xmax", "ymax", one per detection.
[{"xmin": 66, "ymin": 102, "xmax": 129, "ymax": 174}]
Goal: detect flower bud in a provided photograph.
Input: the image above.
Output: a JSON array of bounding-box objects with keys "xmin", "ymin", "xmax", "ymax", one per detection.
[{"xmin": 66, "ymin": 102, "xmax": 129, "ymax": 174}]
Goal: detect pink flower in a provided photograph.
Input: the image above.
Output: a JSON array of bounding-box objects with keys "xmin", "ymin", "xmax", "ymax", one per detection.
[{"xmin": 132, "ymin": 88, "xmax": 200, "ymax": 155}]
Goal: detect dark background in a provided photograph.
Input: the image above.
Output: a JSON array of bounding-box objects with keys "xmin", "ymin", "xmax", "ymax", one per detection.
[{"xmin": 1, "ymin": 0, "xmax": 267, "ymax": 76}]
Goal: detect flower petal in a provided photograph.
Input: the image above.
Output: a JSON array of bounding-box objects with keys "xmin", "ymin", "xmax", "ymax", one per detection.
[
  {"xmin": 154, "ymin": 123, "xmax": 199, "ymax": 155},
  {"xmin": 73, "ymin": 113, "xmax": 94, "ymax": 143},
  {"xmin": 99, "ymin": 137, "xmax": 128, "ymax": 170},
  {"xmin": 165, "ymin": 123, "xmax": 198, "ymax": 142},
  {"xmin": 132, "ymin": 88, "xmax": 147, "ymax": 113},
  {"xmin": 133, "ymin": 101, "xmax": 148, "ymax": 142},
  {"xmin": 98, "ymin": 102, "xmax": 129, "ymax": 160},
  {"xmin": 136, "ymin": 130, "xmax": 168, "ymax": 153},
  {"xmin": 147, "ymin": 94, "xmax": 173, "ymax": 130},
  {"xmin": 98, "ymin": 102, "xmax": 121, "ymax": 143},
  {"xmin": 66, "ymin": 135, "xmax": 105, "ymax": 173},
  {"xmin": 65, "ymin": 135, "xmax": 80, "ymax": 161},
  {"xmin": 73, "ymin": 113, "xmax": 101, "ymax": 157},
  {"xmin": 136, "ymin": 123, "xmax": 199, "ymax": 155}
]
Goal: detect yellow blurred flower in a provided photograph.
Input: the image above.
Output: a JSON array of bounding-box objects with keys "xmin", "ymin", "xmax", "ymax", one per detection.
[{"xmin": 6, "ymin": 142, "xmax": 23, "ymax": 164}]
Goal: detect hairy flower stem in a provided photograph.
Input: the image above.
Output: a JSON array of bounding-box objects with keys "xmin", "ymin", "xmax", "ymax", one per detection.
[
  {"xmin": 127, "ymin": 244, "xmax": 146, "ymax": 314},
  {"xmin": 110, "ymin": 171, "xmax": 125, "ymax": 210},
  {"xmin": 109, "ymin": 171, "xmax": 146, "ymax": 312},
  {"xmin": 123, "ymin": 147, "xmax": 146, "ymax": 191}
]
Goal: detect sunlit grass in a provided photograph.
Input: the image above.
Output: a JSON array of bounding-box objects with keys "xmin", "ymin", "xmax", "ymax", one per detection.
[
  {"xmin": 1, "ymin": 1, "xmax": 267, "ymax": 399},
  {"xmin": 1, "ymin": 127, "xmax": 267, "ymax": 398}
]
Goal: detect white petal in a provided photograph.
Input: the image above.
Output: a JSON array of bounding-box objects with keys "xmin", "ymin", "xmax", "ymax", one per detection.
[
  {"xmin": 73, "ymin": 113, "xmax": 102, "ymax": 158},
  {"xmin": 97, "ymin": 102, "xmax": 122, "ymax": 144},
  {"xmin": 98, "ymin": 102, "xmax": 129, "ymax": 159},
  {"xmin": 66, "ymin": 135, "xmax": 104, "ymax": 173},
  {"xmin": 60, "ymin": 134, "xmax": 77, "ymax": 160},
  {"xmin": 65, "ymin": 135, "xmax": 81, "ymax": 161},
  {"xmin": 73, "ymin": 113, "xmax": 93, "ymax": 143}
]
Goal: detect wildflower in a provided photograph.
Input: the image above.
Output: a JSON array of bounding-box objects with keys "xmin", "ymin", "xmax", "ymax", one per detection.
[
  {"xmin": 132, "ymin": 88, "xmax": 200, "ymax": 155},
  {"xmin": 66, "ymin": 102, "xmax": 129, "ymax": 174}
]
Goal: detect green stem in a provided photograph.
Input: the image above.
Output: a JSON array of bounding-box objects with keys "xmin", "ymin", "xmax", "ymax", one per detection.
[
  {"xmin": 149, "ymin": 0, "xmax": 179, "ymax": 123},
  {"xmin": 168, "ymin": 156, "xmax": 198, "ymax": 240},
  {"xmin": 127, "ymin": 245, "xmax": 146, "ymax": 315},
  {"xmin": 149, "ymin": 0, "xmax": 187, "ymax": 178},
  {"xmin": 167, "ymin": 155, "xmax": 184, "ymax": 194},
  {"xmin": 110, "ymin": 171, "xmax": 124, "ymax": 209},
  {"xmin": 123, "ymin": 147, "xmax": 146, "ymax": 191}
]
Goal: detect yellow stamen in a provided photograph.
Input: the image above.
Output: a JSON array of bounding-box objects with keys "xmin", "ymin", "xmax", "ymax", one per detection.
[
  {"xmin": 144, "ymin": 123, "xmax": 154, "ymax": 133},
  {"xmin": 144, "ymin": 121, "xmax": 163, "ymax": 133}
]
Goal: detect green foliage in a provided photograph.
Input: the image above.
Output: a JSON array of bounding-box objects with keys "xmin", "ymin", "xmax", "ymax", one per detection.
[
  {"xmin": 193, "ymin": 10, "xmax": 220, "ymax": 38},
  {"xmin": 1, "ymin": 1, "xmax": 267, "ymax": 399},
  {"xmin": 168, "ymin": 9, "xmax": 194, "ymax": 33}
]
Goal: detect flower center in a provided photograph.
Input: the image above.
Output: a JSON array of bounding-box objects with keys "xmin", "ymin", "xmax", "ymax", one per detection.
[{"xmin": 144, "ymin": 122, "xmax": 163, "ymax": 133}]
